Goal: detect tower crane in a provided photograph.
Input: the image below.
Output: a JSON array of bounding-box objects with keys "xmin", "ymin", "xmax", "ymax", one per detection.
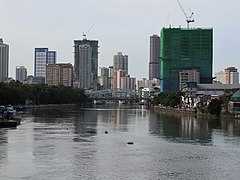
[
  {"xmin": 82, "ymin": 24, "xmax": 95, "ymax": 39},
  {"xmin": 176, "ymin": 0, "xmax": 194, "ymax": 28}
]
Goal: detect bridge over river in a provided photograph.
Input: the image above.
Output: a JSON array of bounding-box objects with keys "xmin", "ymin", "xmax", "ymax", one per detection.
[{"xmin": 85, "ymin": 89, "xmax": 143, "ymax": 102}]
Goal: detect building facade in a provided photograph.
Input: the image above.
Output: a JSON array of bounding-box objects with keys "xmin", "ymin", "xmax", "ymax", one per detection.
[
  {"xmin": 16, "ymin": 66, "xmax": 27, "ymax": 82},
  {"xmin": 179, "ymin": 69, "xmax": 200, "ymax": 89},
  {"xmin": 113, "ymin": 70, "xmax": 128, "ymax": 89},
  {"xmin": 34, "ymin": 48, "xmax": 56, "ymax": 78},
  {"xmin": 46, "ymin": 63, "xmax": 73, "ymax": 87},
  {"xmin": 149, "ymin": 35, "xmax": 160, "ymax": 80},
  {"xmin": 108, "ymin": 66, "xmax": 114, "ymax": 89},
  {"xmin": 225, "ymin": 67, "xmax": 239, "ymax": 85},
  {"xmin": 160, "ymin": 28, "xmax": 213, "ymax": 92},
  {"xmin": 214, "ymin": 71, "xmax": 226, "ymax": 84},
  {"xmin": 113, "ymin": 52, "xmax": 128, "ymax": 73},
  {"xmin": 0, "ymin": 38, "xmax": 9, "ymax": 82},
  {"xmin": 74, "ymin": 39, "xmax": 98, "ymax": 90},
  {"xmin": 98, "ymin": 67, "xmax": 109, "ymax": 90}
]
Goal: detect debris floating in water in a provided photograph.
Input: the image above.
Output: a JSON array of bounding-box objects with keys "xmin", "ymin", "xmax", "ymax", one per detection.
[{"xmin": 127, "ymin": 142, "xmax": 134, "ymax": 145}]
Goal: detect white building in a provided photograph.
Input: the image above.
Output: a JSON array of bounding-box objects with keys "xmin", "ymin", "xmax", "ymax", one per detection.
[
  {"xmin": 0, "ymin": 38, "xmax": 9, "ymax": 82},
  {"xmin": 16, "ymin": 66, "xmax": 27, "ymax": 82},
  {"xmin": 214, "ymin": 71, "xmax": 226, "ymax": 84}
]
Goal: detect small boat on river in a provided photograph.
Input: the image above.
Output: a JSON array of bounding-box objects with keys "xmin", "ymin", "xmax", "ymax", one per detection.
[
  {"xmin": 0, "ymin": 105, "xmax": 22, "ymax": 128},
  {"xmin": 0, "ymin": 118, "xmax": 21, "ymax": 128}
]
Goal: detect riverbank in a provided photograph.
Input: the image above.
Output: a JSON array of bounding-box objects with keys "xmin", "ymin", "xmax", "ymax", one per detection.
[
  {"xmin": 153, "ymin": 106, "xmax": 240, "ymax": 120},
  {"xmin": 25, "ymin": 103, "xmax": 79, "ymax": 109}
]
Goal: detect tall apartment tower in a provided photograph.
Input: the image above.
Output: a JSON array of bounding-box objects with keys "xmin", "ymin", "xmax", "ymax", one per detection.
[
  {"xmin": 46, "ymin": 63, "xmax": 73, "ymax": 87},
  {"xmin": 0, "ymin": 38, "xmax": 9, "ymax": 82},
  {"xmin": 74, "ymin": 39, "xmax": 98, "ymax": 89},
  {"xmin": 34, "ymin": 48, "xmax": 56, "ymax": 78},
  {"xmin": 149, "ymin": 35, "xmax": 160, "ymax": 80},
  {"xmin": 16, "ymin": 66, "xmax": 27, "ymax": 82},
  {"xmin": 225, "ymin": 67, "xmax": 239, "ymax": 85},
  {"xmin": 160, "ymin": 28, "xmax": 213, "ymax": 92},
  {"xmin": 113, "ymin": 52, "xmax": 128, "ymax": 73}
]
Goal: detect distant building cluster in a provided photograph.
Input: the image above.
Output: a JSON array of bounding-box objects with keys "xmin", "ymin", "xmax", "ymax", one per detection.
[{"xmin": 1, "ymin": 26, "xmax": 240, "ymax": 100}]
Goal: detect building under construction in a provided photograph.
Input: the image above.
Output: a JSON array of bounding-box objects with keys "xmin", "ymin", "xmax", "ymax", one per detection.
[{"xmin": 160, "ymin": 27, "xmax": 213, "ymax": 92}]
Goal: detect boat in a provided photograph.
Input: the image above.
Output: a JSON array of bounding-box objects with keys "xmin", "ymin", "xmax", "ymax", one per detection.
[
  {"xmin": 0, "ymin": 117, "xmax": 21, "ymax": 128},
  {"xmin": 0, "ymin": 105, "xmax": 22, "ymax": 128}
]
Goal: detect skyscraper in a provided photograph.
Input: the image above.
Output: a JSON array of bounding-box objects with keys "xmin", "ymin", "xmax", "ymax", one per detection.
[
  {"xmin": 74, "ymin": 39, "xmax": 98, "ymax": 89},
  {"xmin": 113, "ymin": 52, "xmax": 128, "ymax": 73},
  {"xmin": 160, "ymin": 27, "xmax": 213, "ymax": 92},
  {"xmin": 149, "ymin": 35, "xmax": 160, "ymax": 80},
  {"xmin": 0, "ymin": 38, "xmax": 9, "ymax": 82},
  {"xmin": 16, "ymin": 66, "xmax": 27, "ymax": 82},
  {"xmin": 34, "ymin": 48, "xmax": 56, "ymax": 78}
]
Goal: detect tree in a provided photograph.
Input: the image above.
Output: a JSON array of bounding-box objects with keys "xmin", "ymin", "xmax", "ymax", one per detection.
[{"xmin": 207, "ymin": 98, "xmax": 222, "ymax": 116}]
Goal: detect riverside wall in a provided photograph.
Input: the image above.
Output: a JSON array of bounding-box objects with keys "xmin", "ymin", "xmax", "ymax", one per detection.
[{"xmin": 153, "ymin": 106, "xmax": 240, "ymax": 120}]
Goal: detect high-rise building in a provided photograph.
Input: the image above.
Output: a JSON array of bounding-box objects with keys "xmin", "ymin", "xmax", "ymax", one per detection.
[
  {"xmin": 34, "ymin": 48, "xmax": 56, "ymax": 78},
  {"xmin": 160, "ymin": 28, "xmax": 213, "ymax": 92},
  {"xmin": 0, "ymin": 38, "xmax": 9, "ymax": 82},
  {"xmin": 98, "ymin": 67, "xmax": 109, "ymax": 90},
  {"xmin": 74, "ymin": 39, "xmax": 98, "ymax": 89},
  {"xmin": 108, "ymin": 66, "xmax": 114, "ymax": 89},
  {"xmin": 113, "ymin": 52, "xmax": 128, "ymax": 73},
  {"xmin": 225, "ymin": 67, "xmax": 239, "ymax": 85},
  {"xmin": 46, "ymin": 63, "xmax": 73, "ymax": 87},
  {"xmin": 16, "ymin": 66, "xmax": 27, "ymax": 82},
  {"xmin": 47, "ymin": 51, "xmax": 57, "ymax": 64},
  {"xmin": 149, "ymin": 35, "xmax": 160, "ymax": 80}
]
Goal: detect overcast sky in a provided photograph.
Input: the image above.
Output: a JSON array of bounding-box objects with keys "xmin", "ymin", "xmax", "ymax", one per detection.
[{"xmin": 1, "ymin": 0, "xmax": 239, "ymax": 80}]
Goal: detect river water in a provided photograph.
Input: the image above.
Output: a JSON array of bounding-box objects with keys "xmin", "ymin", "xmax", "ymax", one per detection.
[{"xmin": 1, "ymin": 105, "xmax": 240, "ymax": 180}]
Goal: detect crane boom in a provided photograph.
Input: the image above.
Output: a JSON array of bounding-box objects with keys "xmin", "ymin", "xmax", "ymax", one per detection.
[
  {"xmin": 82, "ymin": 24, "xmax": 95, "ymax": 39},
  {"xmin": 176, "ymin": 0, "xmax": 194, "ymax": 28}
]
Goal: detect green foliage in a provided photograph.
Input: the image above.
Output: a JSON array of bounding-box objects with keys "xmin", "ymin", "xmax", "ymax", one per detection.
[
  {"xmin": 152, "ymin": 91, "xmax": 182, "ymax": 107},
  {"xmin": 207, "ymin": 98, "xmax": 222, "ymax": 116},
  {"xmin": 0, "ymin": 82, "xmax": 87, "ymax": 105}
]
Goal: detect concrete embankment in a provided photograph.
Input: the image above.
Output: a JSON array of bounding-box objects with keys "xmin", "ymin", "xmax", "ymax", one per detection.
[
  {"xmin": 153, "ymin": 106, "xmax": 240, "ymax": 120},
  {"xmin": 153, "ymin": 106, "xmax": 195, "ymax": 115}
]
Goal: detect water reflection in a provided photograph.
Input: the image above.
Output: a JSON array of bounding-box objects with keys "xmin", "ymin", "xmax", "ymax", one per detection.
[
  {"xmin": 1, "ymin": 105, "xmax": 240, "ymax": 179},
  {"xmin": 0, "ymin": 130, "xmax": 8, "ymax": 168},
  {"xmin": 150, "ymin": 111, "xmax": 240, "ymax": 146}
]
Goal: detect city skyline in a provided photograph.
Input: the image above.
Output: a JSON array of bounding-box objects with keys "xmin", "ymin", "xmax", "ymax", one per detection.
[{"xmin": 1, "ymin": 0, "xmax": 240, "ymax": 80}]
